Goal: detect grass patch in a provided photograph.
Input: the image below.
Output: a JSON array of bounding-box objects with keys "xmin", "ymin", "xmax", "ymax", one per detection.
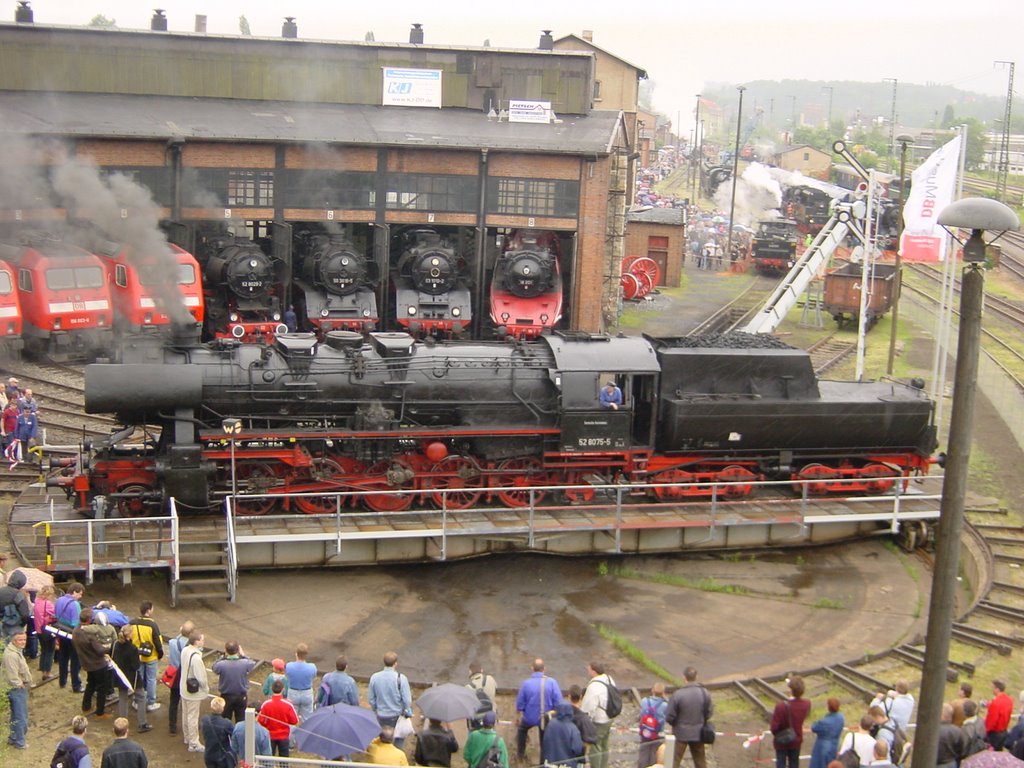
[
  {"xmin": 610, "ymin": 564, "xmax": 751, "ymax": 595},
  {"xmin": 597, "ymin": 624, "xmax": 682, "ymax": 685},
  {"xmin": 810, "ymin": 597, "xmax": 847, "ymax": 610}
]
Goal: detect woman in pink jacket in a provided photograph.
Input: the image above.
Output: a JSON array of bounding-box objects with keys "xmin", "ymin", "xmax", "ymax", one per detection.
[{"xmin": 33, "ymin": 584, "xmax": 57, "ymax": 681}]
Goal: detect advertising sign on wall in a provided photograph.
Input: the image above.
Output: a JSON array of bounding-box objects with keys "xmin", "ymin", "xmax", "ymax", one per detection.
[{"xmin": 382, "ymin": 68, "xmax": 443, "ymax": 108}]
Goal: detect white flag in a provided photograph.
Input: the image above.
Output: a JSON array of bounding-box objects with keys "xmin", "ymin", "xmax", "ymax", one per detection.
[{"xmin": 900, "ymin": 135, "xmax": 961, "ymax": 262}]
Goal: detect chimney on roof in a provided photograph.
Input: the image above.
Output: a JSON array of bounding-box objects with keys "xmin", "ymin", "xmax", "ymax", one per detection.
[
  {"xmin": 538, "ymin": 30, "xmax": 553, "ymax": 50},
  {"xmin": 151, "ymin": 9, "xmax": 167, "ymax": 31},
  {"xmin": 409, "ymin": 23, "xmax": 423, "ymax": 44},
  {"xmin": 582, "ymin": 30, "xmax": 593, "ymax": 42},
  {"xmin": 15, "ymin": 1, "xmax": 33, "ymax": 23},
  {"xmin": 282, "ymin": 16, "xmax": 297, "ymax": 38},
  {"xmin": 194, "ymin": 15, "xmax": 206, "ymax": 33}
]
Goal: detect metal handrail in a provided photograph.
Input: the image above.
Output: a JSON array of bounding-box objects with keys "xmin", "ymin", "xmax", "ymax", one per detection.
[{"xmin": 224, "ymin": 497, "xmax": 238, "ymax": 603}]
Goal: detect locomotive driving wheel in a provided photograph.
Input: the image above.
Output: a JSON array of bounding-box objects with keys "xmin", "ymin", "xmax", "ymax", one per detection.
[
  {"xmin": 293, "ymin": 457, "xmax": 365, "ymax": 515},
  {"xmin": 717, "ymin": 465, "xmax": 757, "ymax": 498},
  {"xmin": 113, "ymin": 483, "xmax": 156, "ymax": 518},
  {"xmin": 363, "ymin": 459, "xmax": 416, "ymax": 512},
  {"xmin": 650, "ymin": 469, "xmax": 690, "ymax": 500},
  {"xmin": 494, "ymin": 457, "xmax": 548, "ymax": 508},
  {"xmin": 428, "ymin": 456, "xmax": 484, "ymax": 510},
  {"xmin": 232, "ymin": 462, "xmax": 281, "ymax": 516}
]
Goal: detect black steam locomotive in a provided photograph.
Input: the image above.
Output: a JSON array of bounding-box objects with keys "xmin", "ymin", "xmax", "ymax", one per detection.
[
  {"xmin": 751, "ymin": 219, "xmax": 800, "ymax": 274},
  {"xmin": 198, "ymin": 234, "xmax": 288, "ymax": 343},
  {"xmin": 292, "ymin": 230, "xmax": 379, "ymax": 334},
  {"xmin": 489, "ymin": 229, "xmax": 563, "ymax": 340},
  {"xmin": 391, "ymin": 227, "xmax": 472, "ymax": 337},
  {"xmin": 67, "ymin": 331, "xmax": 936, "ymax": 517}
]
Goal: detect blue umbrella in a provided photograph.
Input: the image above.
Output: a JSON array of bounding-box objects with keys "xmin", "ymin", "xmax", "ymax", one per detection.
[{"xmin": 294, "ymin": 703, "xmax": 381, "ymax": 759}]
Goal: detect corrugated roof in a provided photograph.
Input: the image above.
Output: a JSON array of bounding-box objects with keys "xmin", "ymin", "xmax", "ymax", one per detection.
[
  {"xmin": 0, "ymin": 92, "xmax": 621, "ymax": 155},
  {"xmin": 627, "ymin": 207, "xmax": 686, "ymax": 225}
]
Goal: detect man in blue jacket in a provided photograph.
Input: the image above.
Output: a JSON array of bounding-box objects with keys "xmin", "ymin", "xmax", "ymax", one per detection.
[{"xmin": 514, "ymin": 658, "xmax": 563, "ymax": 761}]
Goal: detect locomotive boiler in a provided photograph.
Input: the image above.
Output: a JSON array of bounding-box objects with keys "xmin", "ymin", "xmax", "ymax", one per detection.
[
  {"xmin": 68, "ymin": 331, "xmax": 936, "ymax": 517},
  {"xmin": 392, "ymin": 228, "xmax": 472, "ymax": 337},
  {"xmin": 489, "ymin": 229, "xmax": 563, "ymax": 340},
  {"xmin": 293, "ymin": 231, "xmax": 379, "ymax": 333},
  {"xmin": 200, "ymin": 235, "xmax": 288, "ymax": 343}
]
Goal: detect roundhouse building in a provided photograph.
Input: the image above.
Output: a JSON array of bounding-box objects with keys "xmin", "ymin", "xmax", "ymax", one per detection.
[{"xmin": 0, "ymin": 9, "xmax": 641, "ymax": 336}]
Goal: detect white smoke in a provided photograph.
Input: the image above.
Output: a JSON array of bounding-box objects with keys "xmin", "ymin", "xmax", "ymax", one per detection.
[{"xmin": 712, "ymin": 162, "xmax": 783, "ymax": 227}]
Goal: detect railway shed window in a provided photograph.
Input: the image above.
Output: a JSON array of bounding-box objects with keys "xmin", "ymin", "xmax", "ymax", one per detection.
[
  {"xmin": 385, "ymin": 174, "xmax": 477, "ymax": 212},
  {"xmin": 487, "ymin": 178, "xmax": 580, "ymax": 218},
  {"xmin": 99, "ymin": 167, "xmax": 172, "ymax": 206},
  {"xmin": 227, "ymin": 170, "xmax": 275, "ymax": 207},
  {"xmin": 279, "ymin": 170, "xmax": 376, "ymax": 209}
]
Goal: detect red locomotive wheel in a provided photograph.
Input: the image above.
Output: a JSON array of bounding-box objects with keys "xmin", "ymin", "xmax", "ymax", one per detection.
[
  {"xmin": 363, "ymin": 460, "xmax": 416, "ymax": 512},
  {"xmin": 620, "ymin": 273, "xmax": 643, "ymax": 301},
  {"xmin": 293, "ymin": 457, "xmax": 364, "ymax": 515},
  {"xmin": 717, "ymin": 465, "xmax": 757, "ymax": 498},
  {"xmin": 562, "ymin": 473, "xmax": 597, "ymax": 503},
  {"xmin": 792, "ymin": 463, "xmax": 838, "ymax": 496},
  {"xmin": 628, "ymin": 256, "xmax": 661, "ymax": 288},
  {"xmin": 634, "ymin": 270, "xmax": 655, "ymax": 299},
  {"xmin": 861, "ymin": 462, "xmax": 897, "ymax": 494},
  {"xmin": 428, "ymin": 456, "xmax": 484, "ymax": 510},
  {"xmin": 651, "ymin": 469, "xmax": 690, "ymax": 500},
  {"xmin": 113, "ymin": 483, "xmax": 155, "ymax": 518},
  {"xmin": 494, "ymin": 457, "xmax": 548, "ymax": 508},
  {"xmin": 232, "ymin": 462, "xmax": 282, "ymax": 516},
  {"xmin": 620, "ymin": 255, "xmax": 644, "ymax": 272}
]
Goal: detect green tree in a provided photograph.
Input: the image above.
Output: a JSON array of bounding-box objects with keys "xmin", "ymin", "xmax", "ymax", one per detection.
[
  {"xmin": 239, "ymin": 15, "xmax": 251, "ymax": 35},
  {"xmin": 942, "ymin": 105, "xmax": 955, "ymax": 125},
  {"xmin": 88, "ymin": 14, "xmax": 115, "ymax": 28},
  {"xmin": 934, "ymin": 118, "xmax": 985, "ymax": 171}
]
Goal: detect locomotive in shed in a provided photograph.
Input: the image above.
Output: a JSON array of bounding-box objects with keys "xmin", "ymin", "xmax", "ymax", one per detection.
[
  {"xmin": 66, "ymin": 331, "xmax": 936, "ymax": 517},
  {"xmin": 391, "ymin": 227, "xmax": 472, "ymax": 337},
  {"xmin": 292, "ymin": 229, "xmax": 379, "ymax": 334},
  {"xmin": 196, "ymin": 233, "xmax": 289, "ymax": 343},
  {"xmin": 489, "ymin": 229, "xmax": 563, "ymax": 340}
]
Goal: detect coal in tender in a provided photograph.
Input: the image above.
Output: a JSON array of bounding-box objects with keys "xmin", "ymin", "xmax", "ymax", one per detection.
[{"xmin": 665, "ymin": 332, "xmax": 795, "ymax": 350}]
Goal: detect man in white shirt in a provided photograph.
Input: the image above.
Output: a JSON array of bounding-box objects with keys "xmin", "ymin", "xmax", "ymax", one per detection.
[
  {"xmin": 870, "ymin": 680, "xmax": 915, "ymax": 731},
  {"xmin": 581, "ymin": 661, "xmax": 616, "ymax": 768}
]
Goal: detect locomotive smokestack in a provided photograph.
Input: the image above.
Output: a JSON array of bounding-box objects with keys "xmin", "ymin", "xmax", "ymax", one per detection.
[
  {"xmin": 538, "ymin": 30, "xmax": 553, "ymax": 50},
  {"xmin": 194, "ymin": 14, "xmax": 206, "ymax": 34},
  {"xmin": 282, "ymin": 16, "xmax": 297, "ymax": 38},
  {"xmin": 15, "ymin": 1, "xmax": 33, "ymax": 23},
  {"xmin": 150, "ymin": 9, "xmax": 167, "ymax": 32},
  {"xmin": 409, "ymin": 23, "xmax": 423, "ymax": 44}
]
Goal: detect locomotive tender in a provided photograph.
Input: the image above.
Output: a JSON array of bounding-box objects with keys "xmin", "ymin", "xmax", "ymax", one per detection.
[{"xmin": 72, "ymin": 331, "xmax": 936, "ymax": 517}]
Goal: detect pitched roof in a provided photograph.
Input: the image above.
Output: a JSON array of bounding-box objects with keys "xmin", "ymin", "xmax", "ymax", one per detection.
[{"xmin": 552, "ymin": 34, "xmax": 648, "ymax": 79}]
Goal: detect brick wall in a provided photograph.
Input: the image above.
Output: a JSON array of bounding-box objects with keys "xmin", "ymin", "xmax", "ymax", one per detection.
[
  {"xmin": 183, "ymin": 144, "xmax": 275, "ymax": 168},
  {"xmin": 75, "ymin": 140, "xmax": 166, "ymax": 166},
  {"xmin": 488, "ymin": 154, "xmax": 579, "ymax": 180},
  {"xmin": 386, "ymin": 149, "xmax": 478, "ymax": 175},
  {"xmin": 624, "ymin": 222, "xmax": 685, "ymax": 287},
  {"xmin": 574, "ymin": 156, "xmax": 611, "ymax": 332},
  {"xmin": 285, "ymin": 146, "xmax": 377, "ymax": 171}
]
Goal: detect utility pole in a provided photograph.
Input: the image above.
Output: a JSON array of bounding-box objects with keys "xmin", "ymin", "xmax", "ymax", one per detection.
[
  {"xmin": 726, "ymin": 86, "xmax": 746, "ymax": 264},
  {"xmin": 995, "ymin": 61, "xmax": 1015, "ymax": 203},
  {"xmin": 883, "ymin": 78, "xmax": 898, "ymax": 171},
  {"xmin": 692, "ymin": 94, "xmax": 702, "ymax": 200},
  {"xmin": 822, "ymin": 85, "xmax": 834, "ymax": 130}
]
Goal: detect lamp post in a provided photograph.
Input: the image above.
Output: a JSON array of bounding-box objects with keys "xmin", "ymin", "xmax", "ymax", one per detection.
[
  {"xmin": 726, "ymin": 85, "xmax": 746, "ymax": 264},
  {"xmin": 692, "ymin": 94, "xmax": 702, "ymax": 199},
  {"xmin": 822, "ymin": 85, "xmax": 833, "ymax": 130},
  {"xmin": 909, "ymin": 199, "xmax": 1020, "ymax": 768},
  {"xmin": 886, "ymin": 134, "xmax": 914, "ymax": 375},
  {"xmin": 222, "ymin": 417, "xmax": 242, "ymax": 504}
]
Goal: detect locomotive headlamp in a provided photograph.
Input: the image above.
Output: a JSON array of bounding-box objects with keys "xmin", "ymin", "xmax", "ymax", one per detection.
[
  {"xmin": 275, "ymin": 324, "xmax": 289, "ymax": 336},
  {"xmin": 501, "ymin": 312, "xmax": 510, "ymax": 323},
  {"xmin": 249, "ymin": 259, "xmax": 258, "ymax": 268},
  {"xmin": 408, "ymin": 306, "xmax": 417, "ymax": 315},
  {"xmin": 53, "ymin": 318, "xmax": 62, "ymax": 330},
  {"xmin": 229, "ymin": 312, "xmax": 239, "ymax": 322},
  {"xmin": 362, "ymin": 309, "xmax": 371, "ymax": 317},
  {"xmin": 272, "ymin": 311, "xmax": 282, "ymax": 321},
  {"xmin": 321, "ymin": 309, "xmax": 330, "ymax": 317},
  {"xmin": 452, "ymin": 307, "xmax": 461, "ymax": 317}
]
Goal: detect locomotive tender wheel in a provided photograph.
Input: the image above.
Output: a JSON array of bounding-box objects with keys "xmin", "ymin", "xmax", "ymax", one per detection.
[
  {"xmin": 792, "ymin": 463, "xmax": 838, "ymax": 496},
  {"xmin": 232, "ymin": 462, "xmax": 281, "ymax": 516},
  {"xmin": 428, "ymin": 456, "xmax": 484, "ymax": 510},
  {"xmin": 861, "ymin": 462, "xmax": 898, "ymax": 494},
  {"xmin": 363, "ymin": 460, "xmax": 416, "ymax": 512},
  {"xmin": 494, "ymin": 457, "xmax": 547, "ymax": 508},
  {"xmin": 293, "ymin": 457, "xmax": 348, "ymax": 515},
  {"xmin": 650, "ymin": 469, "xmax": 690, "ymax": 500},
  {"xmin": 718, "ymin": 465, "xmax": 757, "ymax": 498}
]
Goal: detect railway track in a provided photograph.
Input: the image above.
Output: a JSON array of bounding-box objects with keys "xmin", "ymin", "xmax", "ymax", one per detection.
[
  {"xmin": 807, "ymin": 335, "xmax": 856, "ymax": 375},
  {"xmin": 688, "ymin": 276, "xmax": 775, "ymax": 336},
  {"xmin": 999, "ymin": 231, "xmax": 1024, "ymax": 283},
  {"xmin": 0, "ymin": 359, "xmax": 115, "ymax": 441}
]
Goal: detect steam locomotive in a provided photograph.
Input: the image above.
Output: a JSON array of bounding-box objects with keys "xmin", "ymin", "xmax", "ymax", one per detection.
[
  {"xmin": 751, "ymin": 219, "xmax": 800, "ymax": 274},
  {"xmin": 292, "ymin": 230, "xmax": 379, "ymax": 334},
  {"xmin": 66, "ymin": 331, "xmax": 936, "ymax": 517},
  {"xmin": 783, "ymin": 185, "xmax": 833, "ymax": 235},
  {"xmin": 489, "ymin": 230, "xmax": 563, "ymax": 340},
  {"xmin": 198, "ymin": 234, "xmax": 288, "ymax": 343},
  {"xmin": 391, "ymin": 228, "xmax": 472, "ymax": 337}
]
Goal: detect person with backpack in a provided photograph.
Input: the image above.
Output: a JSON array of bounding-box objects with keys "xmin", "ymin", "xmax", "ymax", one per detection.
[
  {"xmin": 318, "ymin": 654, "xmax": 359, "ymax": 708},
  {"xmin": 582, "ymin": 660, "xmax": 620, "ymax": 768},
  {"xmin": 568, "ymin": 684, "xmax": 598, "ymax": 762},
  {"xmin": 128, "ymin": 602, "xmax": 163, "ymax": 714},
  {"xmin": 0, "ymin": 568, "xmax": 31, "ymax": 642},
  {"xmin": 55, "ymin": 582, "xmax": 85, "ymax": 693},
  {"xmin": 467, "ymin": 661, "xmax": 497, "ymax": 726},
  {"xmin": 3, "ymin": 629, "xmax": 32, "ymax": 749},
  {"xmin": 52, "ymin": 715, "xmax": 92, "ymax": 768},
  {"xmin": 637, "ymin": 683, "xmax": 668, "ymax": 768},
  {"xmin": 514, "ymin": 658, "xmax": 563, "ymax": 762},
  {"xmin": 869, "ymin": 704, "xmax": 909, "ymax": 766},
  {"xmin": 770, "ymin": 676, "xmax": 811, "ymax": 768},
  {"xmin": 961, "ymin": 700, "xmax": 989, "ymax": 758},
  {"xmin": 869, "ymin": 682, "xmax": 915, "ymax": 732},
  {"xmin": 464, "ymin": 711, "xmax": 508, "ymax": 768}
]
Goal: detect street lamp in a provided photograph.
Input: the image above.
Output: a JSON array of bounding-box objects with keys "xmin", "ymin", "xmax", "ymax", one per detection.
[
  {"xmin": 887, "ymin": 133, "xmax": 914, "ymax": 375},
  {"xmin": 221, "ymin": 417, "xmax": 243, "ymax": 504},
  {"xmin": 910, "ymin": 198, "xmax": 1020, "ymax": 768}
]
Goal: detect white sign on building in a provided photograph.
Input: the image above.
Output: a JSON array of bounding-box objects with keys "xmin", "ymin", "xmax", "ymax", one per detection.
[
  {"xmin": 382, "ymin": 68, "xmax": 443, "ymax": 108},
  {"xmin": 508, "ymin": 100, "xmax": 552, "ymax": 124}
]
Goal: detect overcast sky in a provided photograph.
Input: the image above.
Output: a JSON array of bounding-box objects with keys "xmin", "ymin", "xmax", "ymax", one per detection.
[{"xmin": 18, "ymin": 0, "xmax": 1021, "ymax": 120}]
